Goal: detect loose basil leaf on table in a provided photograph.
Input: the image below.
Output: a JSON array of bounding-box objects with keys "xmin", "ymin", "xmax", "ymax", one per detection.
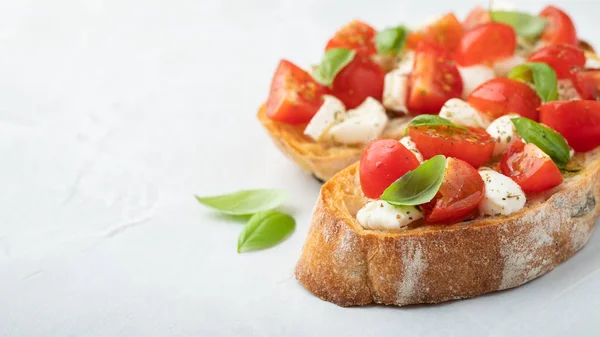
[
  {"xmin": 408, "ymin": 114, "xmax": 467, "ymax": 130},
  {"xmin": 508, "ymin": 62, "xmax": 558, "ymax": 102},
  {"xmin": 237, "ymin": 210, "xmax": 296, "ymax": 253},
  {"xmin": 381, "ymin": 155, "xmax": 447, "ymax": 206},
  {"xmin": 376, "ymin": 26, "xmax": 409, "ymax": 55},
  {"xmin": 511, "ymin": 117, "xmax": 570, "ymax": 168},
  {"xmin": 313, "ymin": 48, "xmax": 356, "ymax": 87},
  {"xmin": 195, "ymin": 189, "xmax": 287, "ymax": 215},
  {"xmin": 490, "ymin": 10, "xmax": 547, "ymax": 38}
]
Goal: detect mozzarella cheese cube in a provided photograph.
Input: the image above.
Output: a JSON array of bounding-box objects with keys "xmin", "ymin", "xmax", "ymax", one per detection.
[
  {"xmin": 486, "ymin": 114, "xmax": 519, "ymax": 156},
  {"xmin": 396, "ymin": 51, "xmax": 415, "ymax": 75},
  {"xmin": 478, "ymin": 169, "xmax": 526, "ymax": 216},
  {"xmin": 557, "ymin": 79, "xmax": 581, "ymax": 101},
  {"xmin": 585, "ymin": 56, "xmax": 600, "ymax": 69},
  {"xmin": 439, "ymin": 98, "xmax": 491, "ymax": 128},
  {"xmin": 399, "ymin": 136, "xmax": 423, "ymax": 162},
  {"xmin": 356, "ymin": 200, "xmax": 423, "ymax": 230},
  {"xmin": 458, "ymin": 65, "xmax": 496, "ymax": 98},
  {"xmin": 493, "ymin": 55, "xmax": 526, "ymax": 77},
  {"xmin": 328, "ymin": 97, "xmax": 388, "ymax": 145},
  {"xmin": 383, "ymin": 70, "xmax": 409, "ymax": 113},
  {"xmin": 304, "ymin": 95, "xmax": 346, "ymax": 141}
]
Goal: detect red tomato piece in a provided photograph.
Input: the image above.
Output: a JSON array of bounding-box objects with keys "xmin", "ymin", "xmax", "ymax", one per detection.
[
  {"xmin": 455, "ymin": 22, "xmax": 516, "ymax": 67},
  {"xmin": 527, "ymin": 44, "xmax": 585, "ymax": 79},
  {"xmin": 325, "ymin": 20, "xmax": 377, "ymax": 55},
  {"xmin": 467, "ymin": 78, "xmax": 541, "ymax": 120},
  {"xmin": 540, "ymin": 5, "xmax": 578, "ymax": 46},
  {"xmin": 266, "ymin": 60, "xmax": 327, "ymax": 124},
  {"xmin": 408, "ymin": 125, "xmax": 495, "ymax": 168},
  {"xmin": 540, "ymin": 100, "xmax": 600, "ymax": 152},
  {"xmin": 500, "ymin": 140, "xmax": 563, "ymax": 193},
  {"xmin": 421, "ymin": 157, "xmax": 485, "ymax": 223},
  {"xmin": 572, "ymin": 68, "xmax": 600, "ymax": 100},
  {"xmin": 406, "ymin": 47, "xmax": 463, "ymax": 114},
  {"xmin": 406, "ymin": 13, "xmax": 464, "ymax": 53},
  {"xmin": 330, "ymin": 54, "xmax": 385, "ymax": 109},
  {"xmin": 359, "ymin": 139, "xmax": 421, "ymax": 199},
  {"xmin": 463, "ymin": 6, "xmax": 491, "ymax": 31}
]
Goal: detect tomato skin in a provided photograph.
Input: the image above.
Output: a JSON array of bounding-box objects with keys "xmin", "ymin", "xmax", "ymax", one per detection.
[
  {"xmin": 540, "ymin": 100, "xmax": 600, "ymax": 152},
  {"xmin": 406, "ymin": 13, "xmax": 464, "ymax": 53},
  {"xmin": 266, "ymin": 60, "xmax": 327, "ymax": 124},
  {"xmin": 330, "ymin": 54, "xmax": 385, "ymax": 109},
  {"xmin": 540, "ymin": 5, "xmax": 578, "ymax": 46},
  {"xmin": 455, "ymin": 22, "xmax": 516, "ymax": 67},
  {"xmin": 326, "ymin": 20, "xmax": 377, "ymax": 55},
  {"xmin": 463, "ymin": 6, "xmax": 491, "ymax": 31},
  {"xmin": 359, "ymin": 139, "xmax": 421, "ymax": 199},
  {"xmin": 572, "ymin": 68, "xmax": 600, "ymax": 100},
  {"xmin": 527, "ymin": 44, "xmax": 585, "ymax": 79},
  {"xmin": 500, "ymin": 140, "xmax": 563, "ymax": 193},
  {"xmin": 467, "ymin": 78, "xmax": 541, "ymax": 120},
  {"xmin": 421, "ymin": 158, "xmax": 485, "ymax": 223},
  {"xmin": 408, "ymin": 125, "xmax": 495, "ymax": 168},
  {"xmin": 406, "ymin": 47, "xmax": 463, "ymax": 114}
]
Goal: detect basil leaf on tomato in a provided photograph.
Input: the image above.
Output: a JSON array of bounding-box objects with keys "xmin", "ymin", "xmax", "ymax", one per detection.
[
  {"xmin": 313, "ymin": 48, "xmax": 356, "ymax": 87},
  {"xmin": 381, "ymin": 155, "xmax": 447, "ymax": 206},
  {"xmin": 508, "ymin": 62, "xmax": 558, "ymax": 102},
  {"xmin": 376, "ymin": 26, "xmax": 409, "ymax": 55},
  {"xmin": 511, "ymin": 117, "xmax": 570, "ymax": 168},
  {"xmin": 490, "ymin": 10, "xmax": 547, "ymax": 38},
  {"xmin": 408, "ymin": 114, "xmax": 467, "ymax": 130}
]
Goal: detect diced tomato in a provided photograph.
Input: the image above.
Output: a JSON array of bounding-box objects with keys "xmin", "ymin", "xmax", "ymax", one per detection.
[
  {"xmin": 406, "ymin": 47, "xmax": 463, "ymax": 114},
  {"xmin": 408, "ymin": 125, "xmax": 495, "ymax": 167},
  {"xmin": 467, "ymin": 78, "xmax": 541, "ymax": 120},
  {"xmin": 539, "ymin": 100, "xmax": 600, "ymax": 152},
  {"xmin": 540, "ymin": 5, "xmax": 578, "ymax": 46},
  {"xmin": 527, "ymin": 44, "xmax": 585, "ymax": 79},
  {"xmin": 406, "ymin": 13, "xmax": 464, "ymax": 53},
  {"xmin": 330, "ymin": 53, "xmax": 385, "ymax": 109},
  {"xmin": 325, "ymin": 20, "xmax": 377, "ymax": 55},
  {"xmin": 266, "ymin": 60, "xmax": 327, "ymax": 124},
  {"xmin": 500, "ymin": 140, "xmax": 563, "ymax": 193},
  {"xmin": 359, "ymin": 139, "xmax": 421, "ymax": 199},
  {"xmin": 421, "ymin": 157, "xmax": 485, "ymax": 223},
  {"xmin": 455, "ymin": 22, "xmax": 516, "ymax": 67},
  {"xmin": 572, "ymin": 68, "xmax": 600, "ymax": 100},
  {"xmin": 463, "ymin": 6, "xmax": 491, "ymax": 31}
]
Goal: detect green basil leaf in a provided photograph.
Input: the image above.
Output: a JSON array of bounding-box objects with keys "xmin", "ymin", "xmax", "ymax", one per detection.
[
  {"xmin": 195, "ymin": 189, "xmax": 287, "ymax": 215},
  {"xmin": 313, "ymin": 48, "xmax": 356, "ymax": 87},
  {"xmin": 381, "ymin": 155, "xmax": 447, "ymax": 206},
  {"xmin": 511, "ymin": 117, "xmax": 570, "ymax": 168},
  {"xmin": 376, "ymin": 26, "xmax": 409, "ymax": 55},
  {"xmin": 408, "ymin": 114, "xmax": 467, "ymax": 130},
  {"xmin": 490, "ymin": 10, "xmax": 547, "ymax": 38},
  {"xmin": 508, "ymin": 62, "xmax": 558, "ymax": 102},
  {"xmin": 237, "ymin": 210, "xmax": 295, "ymax": 253}
]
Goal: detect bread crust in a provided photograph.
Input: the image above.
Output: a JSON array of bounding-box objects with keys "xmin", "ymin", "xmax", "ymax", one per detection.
[{"xmin": 295, "ymin": 148, "xmax": 600, "ymax": 306}]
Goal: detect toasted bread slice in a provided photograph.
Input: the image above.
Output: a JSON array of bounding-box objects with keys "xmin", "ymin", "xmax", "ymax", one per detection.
[{"xmin": 295, "ymin": 147, "xmax": 600, "ymax": 306}]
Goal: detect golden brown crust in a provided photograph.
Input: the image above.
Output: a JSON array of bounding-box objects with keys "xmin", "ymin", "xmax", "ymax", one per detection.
[{"xmin": 295, "ymin": 148, "xmax": 600, "ymax": 306}]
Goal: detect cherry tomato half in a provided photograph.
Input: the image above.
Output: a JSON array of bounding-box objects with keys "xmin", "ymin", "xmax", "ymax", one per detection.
[
  {"xmin": 540, "ymin": 100, "xmax": 600, "ymax": 152},
  {"xmin": 325, "ymin": 20, "xmax": 377, "ymax": 55},
  {"xmin": 408, "ymin": 125, "xmax": 495, "ymax": 168},
  {"xmin": 500, "ymin": 140, "xmax": 563, "ymax": 193},
  {"xmin": 359, "ymin": 139, "xmax": 421, "ymax": 199},
  {"xmin": 463, "ymin": 6, "xmax": 491, "ymax": 31},
  {"xmin": 266, "ymin": 60, "xmax": 327, "ymax": 124},
  {"xmin": 455, "ymin": 22, "xmax": 516, "ymax": 67},
  {"xmin": 406, "ymin": 13, "xmax": 464, "ymax": 53},
  {"xmin": 528, "ymin": 44, "xmax": 585, "ymax": 79},
  {"xmin": 572, "ymin": 68, "xmax": 600, "ymax": 100},
  {"xmin": 330, "ymin": 54, "xmax": 385, "ymax": 109},
  {"xmin": 421, "ymin": 157, "xmax": 485, "ymax": 223},
  {"xmin": 467, "ymin": 78, "xmax": 541, "ymax": 121},
  {"xmin": 540, "ymin": 5, "xmax": 578, "ymax": 46}
]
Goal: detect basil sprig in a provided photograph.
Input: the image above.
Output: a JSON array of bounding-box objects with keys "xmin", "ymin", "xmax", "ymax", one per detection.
[
  {"xmin": 490, "ymin": 10, "xmax": 547, "ymax": 38},
  {"xmin": 376, "ymin": 26, "xmax": 409, "ymax": 55},
  {"xmin": 508, "ymin": 62, "xmax": 558, "ymax": 102},
  {"xmin": 408, "ymin": 114, "xmax": 467, "ymax": 130},
  {"xmin": 511, "ymin": 117, "xmax": 570, "ymax": 168},
  {"xmin": 313, "ymin": 48, "xmax": 356, "ymax": 87},
  {"xmin": 381, "ymin": 155, "xmax": 447, "ymax": 206}
]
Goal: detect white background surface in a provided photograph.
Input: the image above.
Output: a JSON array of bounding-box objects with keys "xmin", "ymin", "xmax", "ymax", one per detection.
[{"xmin": 1, "ymin": 0, "xmax": 599, "ymax": 336}]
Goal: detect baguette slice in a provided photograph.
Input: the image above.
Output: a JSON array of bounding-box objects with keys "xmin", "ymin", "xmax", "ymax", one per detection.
[{"xmin": 295, "ymin": 147, "xmax": 600, "ymax": 307}]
